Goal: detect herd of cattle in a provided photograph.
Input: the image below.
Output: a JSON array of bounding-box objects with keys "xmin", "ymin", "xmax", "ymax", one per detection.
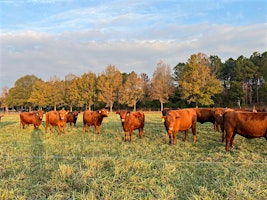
[{"xmin": 17, "ymin": 107, "xmax": 267, "ymax": 151}]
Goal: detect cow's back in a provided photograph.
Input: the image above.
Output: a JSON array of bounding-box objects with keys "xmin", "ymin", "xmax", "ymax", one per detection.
[
  {"xmin": 176, "ymin": 109, "xmax": 197, "ymax": 131},
  {"xmin": 224, "ymin": 111, "xmax": 267, "ymax": 138},
  {"xmin": 129, "ymin": 111, "xmax": 145, "ymax": 130},
  {"xmin": 83, "ymin": 110, "xmax": 93, "ymax": 125},
  {"xmin": 46, "ymin": 111, "xmax": 59, "ymax": 126}
]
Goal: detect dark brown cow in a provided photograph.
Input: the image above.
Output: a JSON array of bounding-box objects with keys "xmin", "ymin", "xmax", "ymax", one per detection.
[
  {"xmin": 116, "ymin": 110, "xmax": 145, "ymax": 142},
  {"xmin": 83, "ymin": 109, "xmax": 108, "ymax": 134},
  {"xmin": 66, "ymin": 111, "xmax": 79, "ymax": 126},
  {"xmin": 162, "ymin": 109, "xmax": 197, "ymax": 145},
  {"xmin": 194, "ymin": 108, "xmax": 216, "ymax": 129},
  {"xmin": 223, "ymin": 111, "xmax": 267, "ymax": 151},
  {"xmin": 20, "ymin": 110, "xmax": 44, "ymax": 129},
  {"xmin": 45, "ymin": 110, "xmax": 68, "ymax": 134}
]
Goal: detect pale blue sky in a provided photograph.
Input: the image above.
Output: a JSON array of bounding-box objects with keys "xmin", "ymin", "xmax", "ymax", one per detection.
[{"xmin": 0, "ymin": 0, "xmax": 266, "ymax": 88}]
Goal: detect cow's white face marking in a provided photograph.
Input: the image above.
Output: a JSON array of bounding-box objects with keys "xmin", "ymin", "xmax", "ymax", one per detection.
[
  {"xmin": 121, "ymin": 118, "xmax": 125, "ymax": 122},
  {"xmin": 169, "ymin": 127, "xmax": 173, "ymax": 130}
]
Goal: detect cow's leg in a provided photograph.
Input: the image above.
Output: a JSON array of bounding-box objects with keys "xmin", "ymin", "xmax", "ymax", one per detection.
[
  {"xmin": 57, "ymin": 125, "xmax": 61, "ymax": 135},
  {"xmin": 21, "ymin": 122, "xmax": 25, "ymax": 129},
  {"xmin": 129, "ymin": 130, "xmax": 133, "ymax": 142},
  {"xmin": 168, "ymin": 131, "xmax": 172, "ymax": 145},
  {"xmin": 96, "ymin": 126, "xmax": 101, "ymax": 134},
  {"xmin": 230, "ymin": 132, "xmax": 236, "ymax": 148},
  {"xmin": 173, "ymin": 131, "xmax": 178, "ymax": 145},
  {"xmin": 45, "ymin": 122, "xmax": 49, "ymax": 133},
  {"xmin": 221, "ymin": 132, "xmax": 225, "ymax": 143},
  {"xmin": 124, "ymin": 131, "xmax": 127, "ymax": 141},
  {"xmin": 139, "ymin": 128, "xmax": 143, "ymax": 138},
  {"xmin": 183, "ymin": 130, "xmax": 188, "ymax": 141},
  {"xmin": 225, "ymin": 128, "xmax": 234, "ymax": 151},
  {"xmin": 83, "ymin": 123, "xmax": 87, "ymax": 132},
  {"xmin": 192, "ymin": 128, "xmax": 197, "ymax": 142}
]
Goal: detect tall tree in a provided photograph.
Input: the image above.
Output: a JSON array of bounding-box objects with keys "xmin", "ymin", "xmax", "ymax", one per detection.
[
  {"xmin": 0, "ymin": 86, "xmax": 9, "ymax": 112},
  {"xmin": 5, "ymin": 75, "xmax": 40, "ymax": 110},
  {"xmin": 65, "ymin": 78, "xmax": 79, "ymax": 112},
  {"xmin": 97, "ymin": 65, "xmax": 122, "ymax": 112},
  {"xmin": 29, "ymin": 79, "xmax": 49, "ymax": 108},
  {"xmin": 178, "ymin": 53, "xmax": 223, "ymax": 107},
  {"xmin": 46, "ymin": 77, "xmax": 66, "ymax": 110},
  {"xmin": 151, "ymin": 61, "xmax": 174, "ymax": 111},
  {"xmin": 119, "ymin": 71, "xmax": 144, "ymax": 111},
  {"xmin": 76, "ymin": 72, "xmax": 97, "ymax": 110}
]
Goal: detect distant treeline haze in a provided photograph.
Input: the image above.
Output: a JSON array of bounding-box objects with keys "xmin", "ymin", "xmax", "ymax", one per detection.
[{"xmin": 1, "ymin": 52, "xmax": 266, "ymax": 112}]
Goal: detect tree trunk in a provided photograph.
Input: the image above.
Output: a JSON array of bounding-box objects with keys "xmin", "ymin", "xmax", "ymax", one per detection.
[
  {"xmin": 160, "ymin": 101, "xmax": 164, "ymax": 111},
  {"xmin": 133, "ymin": 102, "xmax": 136, "ymax": 112}
]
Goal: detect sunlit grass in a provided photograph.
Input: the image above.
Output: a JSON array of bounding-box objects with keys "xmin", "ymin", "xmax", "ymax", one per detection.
[{"xmin": 0, "ymin": 112, "xmax": 266, "ymax": 199}]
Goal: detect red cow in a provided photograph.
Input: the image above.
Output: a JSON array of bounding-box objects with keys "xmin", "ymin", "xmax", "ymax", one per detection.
[
  {"xmin": 223, "ymin": 111, "xmax": 267, "ymax": 151},
  {"xmin": 20, "ymin": 110, "xmax": 44, "ymax": 129},
  {"xmin": 194, "ymin": 108, "xmax": 216, "ymax": 127},
  {"xmin": 162, "ymin": 108, "xmax": 197, "ymax": 145},
  {"xmin": 66, "ymin": 111, "xmax": 79, "ymax": 126},
  {"xmin": 214, "ymin": 108, "xmax": 235, "ymax": 142},
  {"xmin": 116, "ymin": 110, "xmax": 145, "ymax": 142},
  {"xmin": 83, "ymin": 109, "xmax": 108, "ymax": 134},
  {"xmin": 45, "ymin": 110, "xmax": 68, "ymax": 134}
]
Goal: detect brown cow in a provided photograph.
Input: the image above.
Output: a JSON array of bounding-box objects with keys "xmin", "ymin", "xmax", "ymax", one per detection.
[
  {"xmin": 116, "ymin": 110, "xmax": 145, "ymax": 142},
  {"xmin": 194, "ymin": 108, "xmax": 216, "ymax": 129},
  {"xmin": 20, "ymin": 110, "xmax": 44, "ymax": 129},
  {"xmin": 45, "ymin": 110, "xmax": 68, "ymax": 134},
  {"xmin": 83, "ymin": 109, "xmax": 108, "ymax": 134},
  {"xmin": 223, "ymin": 111, "xmax": 267, "ymax": 151},
  {"xmin": 162, "ymin": 108, "xmax": 197, "ymax": 145},
  {"xmin": 66, "ymin": 111, "xmax": 79, "ymax": 126}
]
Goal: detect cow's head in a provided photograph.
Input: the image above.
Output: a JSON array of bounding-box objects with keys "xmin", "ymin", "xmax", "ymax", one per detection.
[
  {"xmin": 37, "ymin": 109, "xmax": 44, "ymax": 120},
  {"xmin": 162, "ymin": 111, "xmax": 180, "ymax": 133},
  {"xmin": 58, "ymin": 110, "xmax": 68, "ymax": 120},
  {"xmin": 116, "ymin": 110, "xmax": 128, "ymax": 122},
  {"xmin": 73, "ymin": 111, "xmax": 79, "ymax": 119},
  {"xmin": 98, "ymin": 109, "xmax": 108, "ymax": 117}
]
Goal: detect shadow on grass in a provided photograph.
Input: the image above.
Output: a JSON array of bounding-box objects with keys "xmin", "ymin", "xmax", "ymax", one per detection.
[
  {"xmin": 30, "ymin": 129, "xmax": 47, "ymax": 184},
  {"xmin": 0, "ymin": 121, "xmax": 17, "ymax": 128}
]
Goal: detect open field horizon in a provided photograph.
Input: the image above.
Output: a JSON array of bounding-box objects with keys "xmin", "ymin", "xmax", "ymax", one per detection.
[{"xmin": 0, "ymin": 113, "xmax": 266, "ymax": 199}]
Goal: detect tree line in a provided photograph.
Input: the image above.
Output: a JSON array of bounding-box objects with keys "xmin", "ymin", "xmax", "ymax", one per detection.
[{"xmin": 0, "ymin": 51, "xmax": 266, "ymax": 112}]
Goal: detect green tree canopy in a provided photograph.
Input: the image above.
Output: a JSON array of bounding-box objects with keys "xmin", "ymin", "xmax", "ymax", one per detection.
[
  {"xmin": 119, "ymin": 71, "xmax": 144, "ymax": 111},
  {"xmin": 178, "ymin": 53, "xmax": 223, "ymax": 107},
  {"xmin": 5, "ymin": 75, "xmax": 41, "ymax": 110}
]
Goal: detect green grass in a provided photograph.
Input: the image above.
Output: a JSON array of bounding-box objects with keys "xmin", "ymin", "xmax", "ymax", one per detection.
[{"xmin": 0, "ymin": 113, "xmax": 266, "ymax": 199}]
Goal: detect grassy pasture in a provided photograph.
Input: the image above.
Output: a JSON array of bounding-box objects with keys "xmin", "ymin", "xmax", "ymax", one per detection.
[{"xmin": 0, "ymin": 112, "xmax": 266, "ymax": 200}]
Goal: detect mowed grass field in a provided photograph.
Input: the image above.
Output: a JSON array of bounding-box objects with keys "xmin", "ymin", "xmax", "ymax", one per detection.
[{"xmin": 0, "ymin": 112, "xmax": 266, "ymax": 200}]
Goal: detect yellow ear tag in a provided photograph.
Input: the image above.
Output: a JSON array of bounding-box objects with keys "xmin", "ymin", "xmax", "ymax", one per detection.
[{"xmin": 162, "ymin": 118, "xmax": 165, "ymax": 123}]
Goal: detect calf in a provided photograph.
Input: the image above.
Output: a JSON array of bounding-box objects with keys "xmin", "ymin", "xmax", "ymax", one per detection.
[
  {"xmin": 45, "ymin": 110, "xmax": 68, "ymax": 134},
  {"xmin": 66, "ymin": 111, "xmax": 79, "ymax": 126},
  {"xmin": 223, "ymin": 111, "xmax": 267, "ymax": 151},
  {"xmin": 162, "ymin": 108, "xmax": 197, "ymax": 145},
  {"xmin": 20, "ymin": 110, "xmax": 44, "ymax": 129},
  {"xmin": 83, "ymin": 109, "xmax": 108, "ymax": 134},
  {"xmin": 116, "ymin": 110, "xmax": 145, "ymax": 142}
]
